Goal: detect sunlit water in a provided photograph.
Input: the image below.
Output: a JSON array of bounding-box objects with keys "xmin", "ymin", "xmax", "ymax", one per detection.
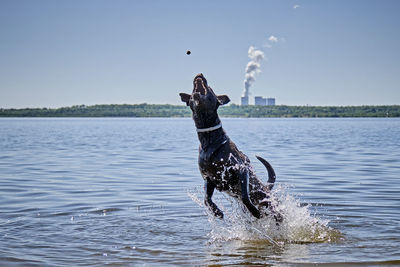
[{"xmin": 0, "ymin": 118, "xmax": 399, "ymax": 266}]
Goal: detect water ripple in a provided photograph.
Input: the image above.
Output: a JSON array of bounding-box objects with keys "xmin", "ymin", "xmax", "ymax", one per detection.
[{"xmin": 0, "ymin": 118, "xmax": 399, "ymax": 265}]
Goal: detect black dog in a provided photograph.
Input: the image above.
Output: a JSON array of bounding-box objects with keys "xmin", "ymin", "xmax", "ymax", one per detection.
[{"xmin": 180, "ymin": 73, "xmax": 282, "ymax": 222}]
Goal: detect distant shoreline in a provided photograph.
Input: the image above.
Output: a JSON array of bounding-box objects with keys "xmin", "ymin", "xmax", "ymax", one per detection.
[{"xmin": 1, "ymin": 104, "xmax": 399, "ymax": 118}]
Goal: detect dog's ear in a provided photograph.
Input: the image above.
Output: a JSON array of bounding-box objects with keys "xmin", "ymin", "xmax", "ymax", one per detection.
[
  {"xmin": 179, "ymin": 93, "xmax": 191, "ymax": 106},
  {"xmin": 217, "ymin": 95, "xmax": 230, "ymax": 105}
]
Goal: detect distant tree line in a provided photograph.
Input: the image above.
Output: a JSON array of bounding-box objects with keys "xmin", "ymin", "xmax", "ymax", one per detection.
[
  {"xmin": 219, "ymin": 104, "xmax": 400, "ymax": 117},
  {"xmin": 0, "ymin": 104, "xmax": 399, "ymax": 117}
]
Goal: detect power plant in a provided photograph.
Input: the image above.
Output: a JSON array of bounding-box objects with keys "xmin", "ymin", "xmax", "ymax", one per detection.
[
  {"xmin": 241, "ymin": 96, "xmax": 275, "ymax": 106},
  {"xmin": 241, "ymin": 46, "xmax": 276, "ymax": 106}
]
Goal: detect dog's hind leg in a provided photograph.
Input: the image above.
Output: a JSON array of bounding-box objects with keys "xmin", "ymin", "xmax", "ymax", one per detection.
[
  {"xmin": 240, "ymin": 169, "xmax": 261, "ymax": 219},
  {"xmin": 204, "ymin": 178, "xmax": 224, "ymax": 219},
  {"xmin": 256, "ymin": 155, "xmax": 276, "ymax": 191}
]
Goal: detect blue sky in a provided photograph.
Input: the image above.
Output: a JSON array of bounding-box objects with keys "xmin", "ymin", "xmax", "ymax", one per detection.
[{"xmin": 1, "ymin": 0, "xmax": 399, "ymax": 108}]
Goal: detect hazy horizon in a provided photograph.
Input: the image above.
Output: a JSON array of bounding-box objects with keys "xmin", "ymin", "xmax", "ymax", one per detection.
[
  {"xmin": 1, "ymin": 0, "xmax": 400, "ymax": 108},
  {"xmin": 2, "ymin": 102, "xmax": 400, "ymax": 110}
]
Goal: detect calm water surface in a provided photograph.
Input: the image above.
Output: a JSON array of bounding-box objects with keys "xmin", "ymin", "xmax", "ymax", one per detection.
[{"xmin": 0, "ymin": 118, "xmax": 399, "ymax": 266}]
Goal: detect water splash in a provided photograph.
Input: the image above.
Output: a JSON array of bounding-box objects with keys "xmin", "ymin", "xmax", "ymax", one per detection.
[{"xmin": 188, "ymin": 184, "xmax": 342, "ymax": 246}]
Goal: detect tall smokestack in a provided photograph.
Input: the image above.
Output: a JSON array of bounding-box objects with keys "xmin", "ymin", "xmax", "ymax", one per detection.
[{"xmin": 242, "ymin": 46, "xmax": 264, "ymax": 99}]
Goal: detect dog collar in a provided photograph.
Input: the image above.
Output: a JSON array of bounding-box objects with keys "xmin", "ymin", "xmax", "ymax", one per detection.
[{"xmin": 196, "ymin": 123, "xmax": 222, "ymax": 133}]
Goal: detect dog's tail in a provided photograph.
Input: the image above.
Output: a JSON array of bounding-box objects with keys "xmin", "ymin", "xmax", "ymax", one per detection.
[{"xmin": 255, "ymin": 155, "xmax": 276, "ymax": 191}]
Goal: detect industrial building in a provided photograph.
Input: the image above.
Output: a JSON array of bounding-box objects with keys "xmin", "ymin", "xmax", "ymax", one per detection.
[
  {"xmin": 241, "ymin": 94, "xmax": 275, "ymax": 106},
  {"xmin": 267, "ymin": 98, "xmax": 275, "ymax": 106},
  {"xmin": 241, "ymin": 96, "xmax": 249, "ymax": 106},
  {"xmin": 255, "ymin": 96, "xmax": 276, "ymax": 106},
  {"xmin": 255, "ymin": 96, "xmax": 267, "ymax": 106}
]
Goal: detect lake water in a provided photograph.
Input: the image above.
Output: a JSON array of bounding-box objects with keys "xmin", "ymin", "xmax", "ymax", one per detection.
[{"xmin": 0, "ymin": 117, "xmax": 399, "ymax": 266}]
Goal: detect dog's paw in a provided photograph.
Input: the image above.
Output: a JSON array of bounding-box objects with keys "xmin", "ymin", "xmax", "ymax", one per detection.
[
  {"xmin": 214, "ymin": 209, "xmax": 224, "ymax": 219},
  {"xmin": 259, "ymin": 208, "xmax": 283, "ymax": 224},
  {"xmin": 273, "ymin": 212, "xmax": 283, "ymax": 225}
]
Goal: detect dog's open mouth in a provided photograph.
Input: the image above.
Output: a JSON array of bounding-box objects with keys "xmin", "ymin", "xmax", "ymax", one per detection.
[{"xmin": 193, "ymin": 74, "xmax": 208, "ymax": 95}]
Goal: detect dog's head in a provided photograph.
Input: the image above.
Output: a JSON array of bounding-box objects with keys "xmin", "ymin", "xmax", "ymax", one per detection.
[{"xmin": 179, "ymin": 74, "xmax": 230, "ymax": 127}]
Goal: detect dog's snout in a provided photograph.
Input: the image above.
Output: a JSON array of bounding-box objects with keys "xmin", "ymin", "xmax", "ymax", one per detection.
[{"xmin": 194, "ymin": 76, "xmax": 207, "ymax": 95}]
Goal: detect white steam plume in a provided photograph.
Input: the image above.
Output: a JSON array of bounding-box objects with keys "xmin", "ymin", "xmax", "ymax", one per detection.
[{"xmin": 243, "ymin": 46, "xmax": 264, "ymax": 97}]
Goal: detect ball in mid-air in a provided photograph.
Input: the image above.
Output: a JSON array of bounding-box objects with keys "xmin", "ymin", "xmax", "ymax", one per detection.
[{"xmin": 186, "ymin": 50, "xmax": 191, "ymax": 55}]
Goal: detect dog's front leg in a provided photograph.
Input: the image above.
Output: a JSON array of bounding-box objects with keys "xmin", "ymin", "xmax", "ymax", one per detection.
[
  {"xmin": 240, "ymin": 169, "xmax": 261, "ymax": 219},
  {"xmin": 204, "ymin": 178, "xmax": 224, "ymax": 219}
]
